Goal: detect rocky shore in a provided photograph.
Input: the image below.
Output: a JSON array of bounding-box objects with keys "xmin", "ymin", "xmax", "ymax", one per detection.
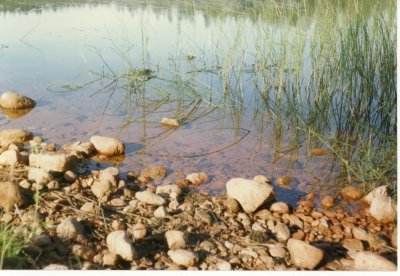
[{"xmin": 0, "ymin": 127, "xmax": 397, "ymax": 270}]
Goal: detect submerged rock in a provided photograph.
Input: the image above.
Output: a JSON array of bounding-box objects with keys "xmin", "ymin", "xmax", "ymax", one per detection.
[
  {"xmin": 106, "ymin": 230, "xmax": 137, "ymax": 261},
  {"xmin": 0, "ymin": 91, "xmax": 35, "ymax": 109},
  {"xmin": 29, "ymin": 153, "xmax": 78, "ymax": 173},
  {"xmin": 140, "ymin": 167, "xmax": 167, "ymax": 180},
  {"xmin": 0, "ymin": 129, "xmax": 32, "ymax": 147},
  {"xmin": 160, "ymin": 117, "xmax": 180, "ymax": 128},
  {"xmin": 90, "ymin": 136, "xmax": 125, "ymax": 157},
  {"xmin": 0, "ymin": 181, "xmax": 23, "ymax": 212},
  {"xmin": 276, "ymin": 175, "xmax": 293, "ymax": 188},
  {"xmin": 226, "ymin": 176, "xmax": 274, "ymax": 213},
  {"xmin": 186, "ymin": 172, "xmax": 208, "ymax": 186},
  {"xmin": 287, "ymin": 239, "xmax": 324, "ymax": 270}
]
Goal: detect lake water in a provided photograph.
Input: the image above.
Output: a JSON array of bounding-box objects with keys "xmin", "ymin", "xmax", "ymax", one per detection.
[{"xmin": 0, "ymin": 0, "xmax": 394, "ymax": 206}]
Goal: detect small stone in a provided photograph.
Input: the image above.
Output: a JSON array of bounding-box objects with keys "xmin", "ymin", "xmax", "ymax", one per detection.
[
  {"xmin": 43, "ymin": 264, "xmax": 69, "ymax": 270},
  {"xmin": 0, "ymin": 91, "xmax": 35, "ymax": 109},
  {"xmin": 156, "ymin": 184, "xmax": 181, "ymax": 199},
  {"xmin": 28, "ymin": 167, "xmax": 53, "ymax": 185},
  {"xmin": 270, "ymin": 202, "xmax": 290, "ymax": 214},
  {"xmin": 369, "ymin": 194, "xmax": 397, "ymax": 223},
  {"xmin": 321, "ymin": 195, "xmax": 335, "ymax": 209},
  {"xmin": 269, "ymin": 245, "xmax": 286, "ymax": 258},
  {"xmin": 0, "ymin": 181, "xmax": 23, "ymax": 212},
  {"xmin": 0, "ymin": 149, "xmax": 21, "ymax": 165},
  {"xmin": 126, "ymin": 171, "xmax": 136, "ymax": 181},
  {"xmin": 72, "ymin": 245, "xmax": 95, "ymax": 261},
  {"xmin": 260, "ymin": 255, "xmax": 275, "ymax": 268},
  {"xmin": 186, "ymin": 172, "xmax": 208, "ymax": 186},
  {"xmin": 111, "ymin": 220, "xmax": 124, "ymax": 231},
  {"xmin": 168, "ymin": 200, "xmax": 179, "ymax": 210},
  {"xmin": 176, "ymin": 179, "xmax": 190, "ymax": 187},
  {"xmin": 254, "ymin": 209, "xmax": 273, "ymax": 220},
  {"xmin": 56, "ymin": 218, "xmax": 86, "ymax": 241},
  {"xmin": 106, "ymin": 230, "xmax": 137, "ymax": 261},
  {"xmin": 70, "ymin": 141, "xmax": 95, "ymax": 157},
  {"xmin": 275, "ymin": 222, "xmax": 291, "ymax": 242},
  {"xmin": 287, "ymin": 239, "xmax": 324, "ymax": 270},
  {"xmin": 140, "ymin": 167, "xmax": 167, "ymax": 180},
  {"xmin": 135, "ymin": 191, "xmax": 166, "ymax": 205},
  {"xmin": 391, "ymin": 228, "xmax": 397, "ymax": 248},
  {"xmin": 33, "ymin": 234, "xmax": 52, "ymax": 248},
  {"xmin": 154, "ymin": 206, "xmax": 168, "ymax": 218},
  {"xmin": 289, "ymin": 215, "xmax": 304, "ymax": 229},
  {"xmin": 341, "ymin": 186, "xmax": 364, "ymax": 201},
  {"xmin": 47, "ymin": 180, "xmax": 60, "ymax": 190},
  {"xmin": 352, "ymin": 227, "xmax": 367, "ymax": 240},
  {"xmin": 91, "ymin": 180, "xmax": 114, "ymax": 200},
  {"xmin": 352, "ymin": 251, "xmax": 396, "ymax": 271},
  {"xmin": 251, "ymin": 223, "xmax": 265, "ymax": 232},
  {"xmin": 132, "ymin": 223, "xmax": 147, "ymax": 239},
  {"xmin": 292, "ymin": 230, "xmax": 305, "ymax": 240},
  {"xmin": 64, "ymin": 170, "xmax": 77, "ymax": 183},
  {"xmin": 366, "ymin": 234, "xmax": 387, "ymax": 250},
  {"xmin": 160, "ymin": 117, "xmax": 180, "ymax": 128},
  {"xmin": 342, "ymin": 239, "xmax": 364, "ymax": 251},
  {"xmin": 168, "ymin": 249, "xmax": 198, "ymax": 267},
  {"xmin": 224, "ymin": 198, "xmax": 240, "ymax": 213},
  {"xmin": 0, "ymin": 129, "xmax": 32, "ymax": 147},
  {"xmin": 216, "ymin": 260, "xmax": 231, "ymax": 271},
  {"xmin": 46, "ymin": 143, "xmax": 57, "ymax": 152},
  {"xmin": 276, "ymin": 175, "xmax": 293, "ymax": 188},
  {"xmin": 226, "ymin": 176, "xmax": 275, "ymax": 213},
  {"xmin": 90, "ymin": 136, "xmax": 125, "ymax": 157},
  {"xmin": 80, "ymin": 202, "xmax": 98, "ymax": 214},
  {"xmin": 103, "ymin": 252, "xmax": 118, "ymax": 266},
  {"xmin": 195, "ymin": 209, "xmax": 213, "ymax": 224},
  {"xmin": 165, "ymin": 230, "xmax": 187, "ymax": 249}
]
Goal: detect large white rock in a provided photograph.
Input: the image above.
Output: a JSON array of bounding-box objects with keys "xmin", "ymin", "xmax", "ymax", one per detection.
[
  {"xmin": 364, "ymin": 185, "xmax": 388, "ymax": 204},
  {"xmin": 352, "ymin": 251, "xmax": 396, "ymax": 271},
  {"xmin": 90, "ymin": 136, "xmax": 125, "ymax": 157},
  {"xmin": 135, "ymin": 191, "xmax": 166, "ymax": 206},
  {"xmin": 28, "ymin": 167, "xmax": 53, "ymax": 185},
  {"xmin": 226, "ymin": 176, "xmax": 275, "ymax": 213},
  {"xmin": 369, "ymin": 194, "xmax": 397, "ymax": 223},
  {"xmin": 287, "ymin": 239, "xmax": 324, "ymax": 270},
  {"xmin": 165, "ymin": 230, "xmax": 187, "ymax": 249},
  {"xmin": 0, "ymin": 91, "xmax": 36, "ymax": 109},
  {"xmin": 0, "ymin": 149, "xmax": 21, "ymax": 165},
  {"xmin": 168, "ymin": 249, "xmax": 198, "ymax": 267},
  {"xmin": 106, "ymin": 230, "xmax": 137, "ymax": 261},
  {"xmin": 29, "ymin": 153, "xmax": 78, "ymax": 173},
  {"xmin": 0, "ymin": 129, "xmax": 32, "ymax": 147}
]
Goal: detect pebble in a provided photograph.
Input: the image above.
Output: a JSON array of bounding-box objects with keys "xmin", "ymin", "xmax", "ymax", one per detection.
[
  {"xmin": 216, "ymin": 260, "xmax": 232, "ymax": 271},
  {"xmin": 276, "ymin": 175, "xmax": 293, "ymax": 188},
  {"xmin": 140, "ymin": 167, "xmax": 167, "ymax": 180},
  {"xmin": 0, "ymin": 181, "xmax": 23, "ymax": 212},
  {"xmin": 342, "ymin": 239, "xmax": 364, "ymax": 251},
  {"xmin": 156, "ymin": 184, "xmax": 181, "ymax": 200},
  {"xmin": 106, "ymin": 230, "xmax": 137, "ymax": 261},
  {"xmin": 135, "ymin": 191, "xmax": 166, "ymax": 206},
  {"xmin": 224, "ymin": 198, "xmax": 240, "ymax": 213},
  {"xmin": 321, "ymin": 195, "xmax": 335, "ymax": 209},
  {"xmin": 91, "ymin": 179, "xmax": 114, "ymax": 200},
  {"xmin": 363, "ymin": 185, "xmax": 388, "ymax": 204},
  {"xmin": 56, "ymin": 218, "xmax": 86, "ymax": 241},
  {"xmin": 43, "ymin": 264, "xmax": 69, "ymax": 270},
  {"xmin": 0, "ymin": 149, "xmax": 22, "ymax": 165},
  {"xmin": 0, "ymin": 129, "xmax": 32, "ymax": 147},
  {"xmin": 369, "ymin": 194, "xmax": 397, "ymax": 223},
  {"xmin": 270, "ymin": 202, "xmax": 290, "ymax": 214},
  {"xmin": 160, "ymin": 117, "xmax": 180, "ymax": 128},
  {"xmin": 269, "ymin": 245, "xmax": 286, "ymax": 258},
  {"xmin": 0, "ymin": 91, "xmax": 35, "ymax": 109},
  {"xmin": 275, "ymin": 222, "xmax": 291, "ymax": 242},
  {"xmin": 90, "ymin": 135, "xmax": 125, "ymax": 157},
  {"xmin": 186, "ymin": 172, "xmax": 208, "ymax": 186},
  {"xmin": 154, "ymin": 206, "xmax": 168, "ymax": 218},
  {"xmin": 103, "ymin": 252, "xmax": 118, "ymax": 266},
  {"xmin": 195, "ymin": 209, "xmax": 213, "ymax": 224},
  {"xmin": 168, "ymin": 249, "xmax": 198, "ymax": 267},
  {"xmin": 341, "ymin": 186, "xmax": 364, "ymax": 201},
  {"xmin": 165, "ymin": 230, "xmax": 187, "ymax": 249},
  {"xmin": 29, "ymin": 153, "xmax": 78, "ymax": 173},
  {"xmin": 254, "ymin": 209, "xmax": 274, "ymax": 220},
  {"xmin": 132, "ymin": 223, "xmax": 147, "ymax": 239},
  {"xmin": 287, "ymin": 238, "xmax": 324, "ymax": 270}
]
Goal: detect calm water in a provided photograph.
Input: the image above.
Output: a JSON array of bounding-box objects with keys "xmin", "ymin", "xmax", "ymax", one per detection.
[{"xmin": 0, "ymin": 1, "xmax": 391, "ymax": 206}]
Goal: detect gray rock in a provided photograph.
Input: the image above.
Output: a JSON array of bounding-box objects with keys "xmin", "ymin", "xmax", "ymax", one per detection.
[
  {"xmin": 56, "ymin": 218, "xmax": 86, "ymax": 241},
  {"xmin": 0, "ymin": 129, "xmax": 32, "ymax": 147},
  {"xmin": 0, "ymin": 149, "xmax": 21, "ymax": 165},
  {"xmin": 270, "ymin": 202, "xmax": 290, "ymax": 214},
  {"xmin": 287, "ymin": 238, "xmax": 324, "ymax": 270},
  {"xmin": 0, "ymin": 91, "xmax": 35, "ymax": 109},
  {"xmin": 106, "ymin": 230, "xmax": 137, "ymax": 261},
  {"xmin": 135, "ymin": 191, "xmax": 166, "ymax": 205},
  {"xmin": 29, "ymin": 153, "xmax": 78, "ymax": 173},
  {"xmin": 369, "ymin": 194, "xmax": 397, "ymax": 223},
  {"xmin": 0, "ymin": 181, "xmax": 23, "ymax": 212},
  {"xmin": 352, "ymin": 251, "xmax": 396, "ymax": 271},
  {"xmin": 90, "ymin": 136, "xmax": 125, "ymax": 157},
  {"xmin": 28, "ymin": 167, "xmax": 53, "ymax": 185},
  {"xmin": 165, "ymin": 230, "xmax": 187, "ymax": 249},
  {"xmin": 226, "ymin": 176, "xmax": 275, "ymax": 213},
  {"xmin": 168, "ymin": 249, "xmax": 198, "ymax": 267}
]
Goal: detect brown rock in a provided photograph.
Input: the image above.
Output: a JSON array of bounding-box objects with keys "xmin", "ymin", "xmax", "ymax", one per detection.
[
  {"xmin": 0, "ymin": 181, "xmax": 23, "ymax": 212},
  {"xmin": 321, "ymin": 195, "xmax": 334, "ymax": 209},
  {"xmin": 391, "ymin": 228, "xmax": 397, "ymax": 248},
  {"xmin": 342, "ymin": 239, "xmax": 364, "ymax": 251},
  {"xmin": 310, "ymin": 148, "xmax": 328, "ymax": 156},
  {"xmin": 176, "ymin": 179, "xmax": 190, "ymax": 187},
  {"xmin": 140, "ymin": 167, "xmax": 167, "ymax": 180},
  {"xmin": 341, "ymin": 186, "xmax": 364, "ymax": 201},
  {"xmin": 225, "ymin": 198, "xmax": 240, "ymax": 213},
  {"xmin": 276, "ymin": 175, "xmax": 292, "ymax": 188},
  {"xmin": 186, "ymin": 172, "xmax": 208, "ymax": 186},
  {"xmin": 0, "ymin": 91, "xmax": 36, "ymax": 109},
  {"xmin": 292, "ymin": 230, "xmax": 305, "ymax": 240}
]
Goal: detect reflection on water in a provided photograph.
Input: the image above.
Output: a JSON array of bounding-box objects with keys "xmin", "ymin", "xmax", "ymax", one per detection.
[{"xmin": 0, "ymin": 0, "xmax": 395, "ymax": 205}]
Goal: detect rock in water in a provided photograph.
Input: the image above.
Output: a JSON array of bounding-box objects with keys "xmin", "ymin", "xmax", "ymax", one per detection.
[
  {"xmin": 135, "ymin": 191, "xmax": 166, "ymax": 205},
  {"xmin": 341, "ymin": 186, "xmax": 364, "ymax": 201},
  {"xmin": 106, "ymin": 230, "xmax": 136, "ymax": 261},
  {"xmin": 186, "ymin": 172, "xmax": 208, "ymax": 186},
  {"xmin": 352, "ymin": 251, "xmax": 396, "ymax": 271},
  {"xmin": 165, "ymin": 230, "xmax": 187, "ymax": 249},
  {"xmin": 0, "ymin": 181, "xmax": 23, "ymax": 212},
  {"xmin": 140, "ymin": 167, "xmax": 167, "ymax": 180},
  {"xmin": 160, "ymin": 117, "xmax": 180, "ymax": 128},
  {"xmin": 43, "ymin": 264, "xmax": 69, "ymax": 270},
  {"xmin": 90, "ymin": 136, "xmax": 125, "ymax": 157},
  {"xmin": 0, "ymin": 91, "xmax": 36, "ymax": 109},
  {"xmin": 29, "ymin": 153, "xmax": 78, "ymax": 173},
  {"xmin": 168, "ymin": 249, "xmax": 198, "ymax": 267},
  {"xmin": 226, "ymin": 176, "xmax": 274, "ymax": 213},
  {"xmin": 287, "ymin": 238, "xmax": 324, "ymax": 270},
  {"xmin": 369, "ymin": 194, "xmax": 396, "ymax": 223},
  {"xmin": 0, "ymin": 129, "xmax": 32, "ymax": 147}
]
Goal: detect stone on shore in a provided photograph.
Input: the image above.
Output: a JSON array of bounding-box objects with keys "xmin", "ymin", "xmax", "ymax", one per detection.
[
  {"xmin": 135, "ymin": 191, "xmax": 166, "ymax": 205},
  {"xmin": 168, "ymin": 249, "xmax": 198, "ymax": 267},
  {"xmin": 29, "ymin": 153, "xmax": 78, "ymax": 173},
  {"xmin": 91, "ymin": 179, "xmax": 115, "ymax": 200},
  {"xmin": 43, "ymin": 264, "xmax": 69, "ymax": 270},
  {"xmin": 56, "ymin": 218, "xmax": 86, "ymax": 241},
  {"xmin": 0, "ymin": 149, "xmax": 22, "ymax": 165},
  {"xmin": 165, "ymin": 230, "xmax": 187, "ymax": 249},
  {"xmin": 90, "ymin": 136, "xmax": 125, "ymax": 157},
  {"xmin": 106, "ymin": 230, "xmax": 137, "ymax": 261},
  {"xmin": 275, "ymin": 222, "xmax": 291, "ymax": 242},
  {"xmin": 156, "ymin": 184, "xmax": 182, "ymax": 200},
  {"xmin": 0, "ymin": 181, "xmax": 23, "ymax": 212},
  {"xmin": 270, "ymin": 202, "xmax": 290, "ymax": 214},
  {"xmin": 226, "ymin": 176, "xmax": 274, "ymax": 213},
  {"xmin": 351, "ymin": 251, "xmax": 396, "ymax": 271},
  {"xmin": 0, "ymin": 91, "xmax": 36, "ymax": 109},
  {"xmin": 0, "ymin": 129, "xmax": 32, "ymax": 147},
  {"xmin": 186, "ymin": 172, "xmax": 208, "ymax": 186},
  {"xmin": 341, "ymin": 186, "xmax": 364, "ymax": 201},
  {"xmin": 321, "ymin": 195, "xmax": 334, "ymax": 209},
  {"xmin": 391, "ymin": 228, "xmax": 397, "ymax": 248},
  {"xmin": 369, "ymin": 194, "xmax": 396, "ymax": 223},
  {"xmin": 70, "ymin": 141, "xmax": 95, "ymax": 157},
  {"xmin": 28, "ymin": 167, "xmax": 53, "ymax": 185},
  {"xmin": 132, "ymin": 223, "xmax": 147, "ymax": 240},
  {"xmin": 287, "ymin": 238, "xmax": 324, "ymax": 270},
  {"xmin": 364, "ymin": 185, "xmax": 388, "ymax": 204}
]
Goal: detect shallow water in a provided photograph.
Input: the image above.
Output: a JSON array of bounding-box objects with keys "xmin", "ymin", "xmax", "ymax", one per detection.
[{"xmin": 0, "ymin": 1, "xmax": 393, "ymax": 206}]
